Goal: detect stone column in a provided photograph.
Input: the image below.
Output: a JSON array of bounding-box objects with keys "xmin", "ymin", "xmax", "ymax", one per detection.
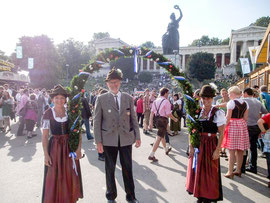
[
  {"xmin": 221, "ymin": 53, "xmax": 225, "ymax": 68},
  {"xmin": 231, "ymin": 41, "xmax": 237, "ymax": 64},
  {"xmin": 140, "ymin": 58, "xmax": 144, "ymax": 70},
  {"xmin": 154, "ymin": 61, "xmax": 156, "ymax": 70},
  {"xmin": 182, "ymin": 54, "xmax": 185, "ymax": 71},
  {"xmin": 241, "ymin": 40, "xmax": 247, "ymax": 57},
  {"xmin": 147, "ymin": 59, "xmax": 150, "ymax": 71}
]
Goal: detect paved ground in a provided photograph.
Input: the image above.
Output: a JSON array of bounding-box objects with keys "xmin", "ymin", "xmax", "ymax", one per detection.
[{"xmin": 0, "ymin": 120, "xmax": 269, "ymax": 203}]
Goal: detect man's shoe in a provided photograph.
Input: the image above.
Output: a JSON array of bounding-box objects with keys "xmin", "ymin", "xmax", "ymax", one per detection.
[
  {"xmin": 148, "ymin": 156, "xmax": 158, "ymax": 162},
  {"xmin": 166, "ymin": 147, "xmax": 172, "ymax": 155},
  {"xmin": 87, "ymin": 136, "xmax": 94, "ymax": 140},
  {"xmin": 246, "ymin": 167, "xmax": 257, "ymax": 174},
  {"xmin": 127, "ymin": 199, "xmax": 139, "ymax": 203},
  {"xmin": 98, "ymin": 156, "xmax": 105, "ymax": 161}
]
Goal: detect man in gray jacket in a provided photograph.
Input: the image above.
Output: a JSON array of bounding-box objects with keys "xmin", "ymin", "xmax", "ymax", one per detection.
[
  {"xmin": 94, "ymin": 68, "xmax": 141, "ymax": 203},
  {"xmin": 242, "ymin": 87, "xmax": 268, "ymax": 174}
]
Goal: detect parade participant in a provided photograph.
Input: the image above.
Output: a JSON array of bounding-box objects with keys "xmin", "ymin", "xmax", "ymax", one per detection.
[
  {"xmin": 24, "ymin": 94, "xmax": 38, "ymax": 139},
  {"xmin": 186, "ymin": 85, "xmax": 226, "ymax": 202},
  {"xmin": 143, "ymin": 89, "xmax": 151, "ymax": 134},
  {"xmin": 94, "ymin": 68, "xmax": 141, "ymax": 203},
  {"xmin": 81, "ymin": 92, "xmax": 94, "ymax": 140},
  {"xmin": 0, "ymin": 86, "xmax": 4, "ymax": 132},
  {"xmin": 242, "ymin": 88, "xmax": 268, "ymax": 174},
  {"xmin": 222, "ymin": 86, "xmax": 249, "ymax": 179},
  {"xmin": 257, "ymin": 115, "xmax": 270, "ymax": 188},
  {"xmin": 215, "ymin": 88, "xmax": 230, "ymax": 158},
  {"xmin": 148, "ymin": 87, "xmax": 178, "ymax": 162},
  {"xmin": 149, "ymin": 89, "xmax": 157, "ymax": 131},
  {"xmin": 42, "ymin": 85, "xmax": 83, "ymax": 203},
  {"xmin": 136, "ymin": 94, "xmax": 144, "ymax": 128},
  {"xmin": 2, "ymin": 91, "xmax": 14, "ymax": 133},
  {"xmin": 170, "ymin": 93, "xmax": 182, "ymax": 136},
  {"xmin": 16, "ymin": 89, "xmax": 29, "ymax": 136}
]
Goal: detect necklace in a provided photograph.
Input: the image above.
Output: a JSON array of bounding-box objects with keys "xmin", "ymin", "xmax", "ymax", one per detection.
[
  {"xmin": 54, "ymin": 108, "xmax": 65, "ymax": 118},
  {"xmin": 202, "ymin": 108, "xmax": 211, "ymax": 119}
]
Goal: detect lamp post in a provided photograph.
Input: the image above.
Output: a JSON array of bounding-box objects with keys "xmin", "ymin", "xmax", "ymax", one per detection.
[{"xmin": 66, "ymin": 64, "xmax": 69, "ymax": 85}]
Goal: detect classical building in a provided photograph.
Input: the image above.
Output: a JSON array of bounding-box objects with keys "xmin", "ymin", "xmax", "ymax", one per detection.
[{"xmin": 93, "ymin": 26, "xmax": 267, "ymax": 76}]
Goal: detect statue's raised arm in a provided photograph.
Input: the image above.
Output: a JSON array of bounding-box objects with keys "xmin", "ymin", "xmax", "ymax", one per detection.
[{"xmin": 174, "ymin": 5, "xmax": 183, "ymax": 23}]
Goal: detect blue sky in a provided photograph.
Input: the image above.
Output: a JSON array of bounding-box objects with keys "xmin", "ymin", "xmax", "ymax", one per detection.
[{"xmin": 0, "ymin": 0, "xmax": 269, "ymax": 55}]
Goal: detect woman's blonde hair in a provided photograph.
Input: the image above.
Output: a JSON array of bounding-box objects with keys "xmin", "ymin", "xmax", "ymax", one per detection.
[{"xmin": 228, "ymin": 86, "xmax": 241, "ymax": 95}]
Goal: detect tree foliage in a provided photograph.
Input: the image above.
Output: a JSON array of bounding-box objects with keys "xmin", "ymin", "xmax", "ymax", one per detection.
[
  {"xmin": 0, "ymin": 50, "xmax": 9, "ymax": 61},
  {"xmin": 138, "ymin": 71, "xmax": 153, "ymax": 83},
  {"xmin": 92, "ymin": 32, "xmax": 110, "ymax": 40},
  {"xmin": 251, "ymin": 16, "xmax": 270, "ymax": 27},
  {"xmin": 141, "ymin": 41, "xmax": 156, "ymax": 49},
  {"xmin": 186, "ymin": 52, "xmax": 216, "ymax": 82},
  {"xmin": 190, "ymin": 35, "xmax": 229, "ymax": 46},
  {"xmin": 10, "ymin": 35, "xmax": 60, "ymax": 88},
  {"xmin": 57, "ymin": 38, "xmax": 94, "ymax": 82}
]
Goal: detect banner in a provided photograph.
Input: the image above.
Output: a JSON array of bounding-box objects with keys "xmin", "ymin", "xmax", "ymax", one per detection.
[
  {"xmin": 239, "ymin": 58, "xmax": 251, "ymax": 74},
  {"xmin": 28, "ymin": 58, "xmax": 34, "ymax": 69},
  {"xmin": 16, "ymin": 46, "xmax": 23, "ymax": 59},
  {"xmin": 267, "ymin": 34, "xmax": 270, "ymax": 64},
  {"xmin": 248, "ymin": 46, "xmax": 260, "ymax": 64}
]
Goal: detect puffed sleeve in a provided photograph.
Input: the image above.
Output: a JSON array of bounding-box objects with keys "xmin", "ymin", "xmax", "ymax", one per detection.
[
  {"xmin": 213, "ymin": 109, "xmax": 226, "ymax": 127},
  {"xmin": 42, "ymin": 109, "xmax": 51, "ymax": 130},
  {"xmin": 227, "ymin": 100, "xmax": 235, "ymax": 110},
  {"xmin": 42, "ymin": 120, "xmax": 50, "ymax": 130}
]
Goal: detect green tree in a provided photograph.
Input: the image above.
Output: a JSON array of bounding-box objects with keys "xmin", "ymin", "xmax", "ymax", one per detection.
[
  {"xmin": 0, "ymin": 50, "xmax": 9, "ymax": 61},
  {"xmin": 141, "ymin": 41, "xmax": 156, "ymax": 49},
  {"xmin": 57, "ymin": 38, "xmax": 93, "ymax": 83},
  {"xmin": 221, "ymin": 37, "xmax": 230, "ymax": 45},
  {"xmin": 10, "ymin": 35, "xmax": 60, "ymax": 88},
  {"xmin": 190, "ymin": 35, "xmax": 228, "ymax": 46},
  {"xmin": 251, "ymin": 16, "xmax": 270, "ymax": 27},
  {"xmin": 110, "ymin": 57, "xmax": 136, "ymax": 80},
  {"xmin": 186, "ymin": 52, "xmax": 216, "ymax": 83},
  {"xmin": 92, "ymin": 32, "xmax": 110, "ymax": 40},
  {"xmin": 138, "ymin": 71, "xmax": 153, "ymax": 83}
]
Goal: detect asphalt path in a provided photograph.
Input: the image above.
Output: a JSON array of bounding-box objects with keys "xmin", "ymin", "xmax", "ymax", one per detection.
[{"xmin": 0, "ymin": 120, "xmax": 269, "ymax": 203}]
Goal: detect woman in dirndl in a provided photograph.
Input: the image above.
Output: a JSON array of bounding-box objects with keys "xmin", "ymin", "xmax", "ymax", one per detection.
[
  {"xmin": 42, "ymin": 85, "xmax": 83, "ymax": 203},
  {"xmin": 170, "ymin": 93, "xmax": 182, "ymax": 135},
  {"xmin": 222, "ymin": 86, "xmax": 249, "ymax": 179},
  {"xmin": 186, "ymin": 85, "xmax": 226, "ymax": 203}
]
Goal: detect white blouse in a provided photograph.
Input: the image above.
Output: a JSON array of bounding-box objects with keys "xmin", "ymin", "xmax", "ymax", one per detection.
[
  {"xmin": 227, "ymin": 98, "xmax": 249, "ymax": 110},
  {"xmin": 42, "ymin": 107, "xmax": 68, "ymax": 130},
  {"xmin": 199, "ymin": 106, "xmax": 226, "ymax": 127}
]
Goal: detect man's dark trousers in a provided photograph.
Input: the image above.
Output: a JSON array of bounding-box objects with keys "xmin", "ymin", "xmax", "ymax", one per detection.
[
  {"xmin": 242, "ymin": 125, "xmax": 261, "ymax": 171},
  {"xmin": 103, "ymin": 142, "xmax": 135, "ymax": 201}
]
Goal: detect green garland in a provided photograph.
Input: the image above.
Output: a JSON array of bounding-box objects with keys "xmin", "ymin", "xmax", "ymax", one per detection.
[{"xmin": 67, "ymin": 46, "xmax": 201, "ymax": 152}]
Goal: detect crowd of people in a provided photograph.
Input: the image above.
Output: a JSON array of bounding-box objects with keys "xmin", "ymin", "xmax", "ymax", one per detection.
[{"xmin": 1, "ymin": 73, "xmax": 270, "ymax": 202}]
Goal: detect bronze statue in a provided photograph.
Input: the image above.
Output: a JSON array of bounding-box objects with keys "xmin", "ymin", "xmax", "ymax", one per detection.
[{"xmin": 162, "ymin": 5, "xmax": 183, "ymax": 55}]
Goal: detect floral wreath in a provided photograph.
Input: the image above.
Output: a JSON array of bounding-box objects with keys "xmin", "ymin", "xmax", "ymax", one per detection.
[{"xmin": 67, "ymin": 46, "xmax": 201, "ymax": 154}]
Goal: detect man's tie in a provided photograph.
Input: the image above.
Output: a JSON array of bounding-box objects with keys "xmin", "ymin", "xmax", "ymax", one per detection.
[{"xmin": 114, "ymin": 95, "xmax": 119, "ymax": 111}]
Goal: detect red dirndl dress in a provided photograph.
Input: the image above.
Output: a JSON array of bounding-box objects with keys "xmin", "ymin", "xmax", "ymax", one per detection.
[
  {"xmin": 186, "ymin": 107, "xmax": 223, "ymax": 201},
  {"xmin": 42, "ymin": 108, "xmax": 83, "ymax": 203},
  {"xmin": 222, "ymin": 100, "xmax": 249, "ymax": 150}
]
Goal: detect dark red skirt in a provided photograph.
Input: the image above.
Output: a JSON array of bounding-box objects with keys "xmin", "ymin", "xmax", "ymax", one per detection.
[
  {"xmin": 186, "ymin": 133, "xmax": 223, "ymax": 201},
  {"xmin": 42, "ymin": 134, "xmax": 83, "ymax": 203}
]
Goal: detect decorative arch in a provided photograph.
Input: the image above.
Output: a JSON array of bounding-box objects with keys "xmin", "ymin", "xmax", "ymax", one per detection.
[{"xmin": 67, "ymin": 46, "xmax": 201, "ymax": 153}]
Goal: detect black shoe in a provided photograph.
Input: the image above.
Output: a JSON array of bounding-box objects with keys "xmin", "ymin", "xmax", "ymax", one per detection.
[
  {"xmin": 246, "ymin": 167, "xmax": 257, "ymax": 174},
  {"xmin": 98, "ymin": 156, "xmax": 105, "ymax": 161},
  {"xmin": 150, "ymin": 143, "xmax": 154, "ymax": 146},
  {"xmin": 165, "ymin": 147, "xmax": 172, "ymax": 155},
  {"xmin": 148, "ymin": 156, "xmax": 158, "ymax": 162},
  {"xmin": 127, "ymin": 199, "xmax": 139, "ymax": 203}
]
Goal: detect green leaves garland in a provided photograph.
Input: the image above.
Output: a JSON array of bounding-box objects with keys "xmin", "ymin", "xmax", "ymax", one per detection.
[{"xmin": 67, "ymin": 46, "xmax": 201, "ymax": 152}]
